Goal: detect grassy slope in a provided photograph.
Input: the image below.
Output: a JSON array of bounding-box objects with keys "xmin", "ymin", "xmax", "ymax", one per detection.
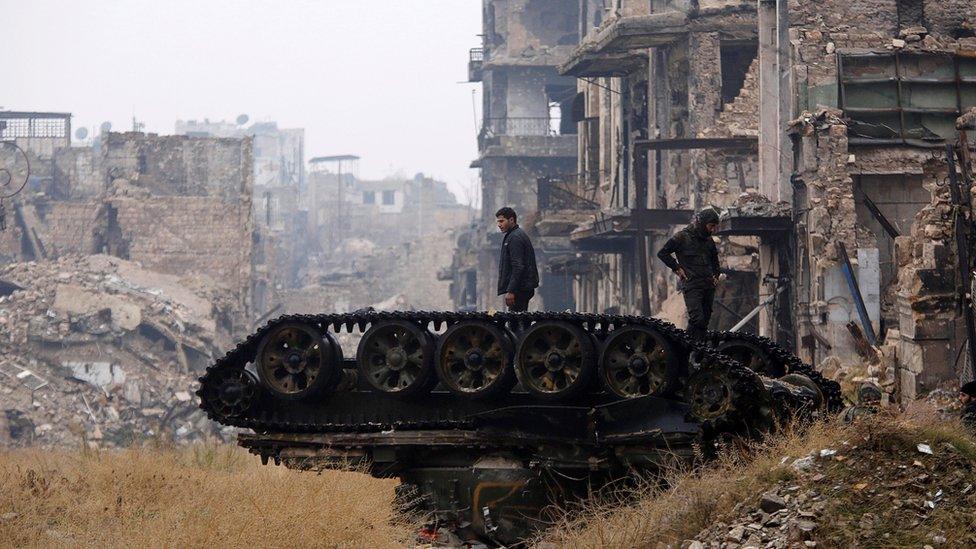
[
  {"xmin": 0, "ymin": 444, "xmax": 412, "ymax": 548},
  {"xmin": 537, "ymin": 406, "xmax": 976, "ymax": 548},
  {"xmin": 2, "ymin": 406, "xmax": 973, "ymax": 548}
]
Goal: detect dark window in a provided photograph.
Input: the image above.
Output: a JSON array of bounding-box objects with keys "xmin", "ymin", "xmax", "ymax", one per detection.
[
  {"xmin": 840, "ymin": 51, "xmax": 976, "ymax": 144},
  {"xmin": 896, "ymin": 0, "xmax": 924, "ymax": 30},
  {"xmin": 720, "ymin": 43, "xmax": 758, "ymax": 105},
  {"xmin": 382, "ymin": 190, "xmax": 396, "ymax": 205},
  {"xmin": 363, "ymin": 190, "xmax": 375, "ymax": 204}
]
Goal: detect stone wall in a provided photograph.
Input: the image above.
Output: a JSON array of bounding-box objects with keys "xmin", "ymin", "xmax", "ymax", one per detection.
[
  {"xmin": 787, "ymin": 0, "xmax": 976, "ymax": 398},
  {"xmin": 0, "ymin": 132, "xmax": 256, "ymax": 314},
  {"xmin": 102, "ymin": 132, "xmax": 250, "ymax": 199},
  {"xmin": 33, "ymin": 201, "xmax": 104, "ymax": 256},
  {"xmin": 108, "ymin": 196, "xmax": 252, "ymax": 308}
]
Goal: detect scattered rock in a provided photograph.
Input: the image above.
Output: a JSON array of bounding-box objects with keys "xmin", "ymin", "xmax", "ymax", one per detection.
[{"xmin": 760, "ymin": 493, "xmax": 787, "ymax": 513}]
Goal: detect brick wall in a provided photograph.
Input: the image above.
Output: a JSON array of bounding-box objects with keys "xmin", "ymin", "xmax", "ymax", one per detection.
[
  {"xmin": 110, "ymin": 196, "xmax": 252, "ymax": 307},
  {"xmin": 102, "ymin": 132, "xmax": 250, "ymax": 199},
  {"xmin": 34, "ymin": 201, "xmax": 103, "ymax": 256}
]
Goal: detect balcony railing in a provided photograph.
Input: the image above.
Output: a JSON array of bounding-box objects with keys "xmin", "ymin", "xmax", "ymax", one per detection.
[
  {"xmin": 538, "ymin": 175, "xmax": 600, "ymax": 212},
  {"xmin": 482, "ymin": 117, "xmax": 562, "ymax": 138},
  {"xmin": 468, "ymin": 48, "xmax": 485, "ymax": 82}
]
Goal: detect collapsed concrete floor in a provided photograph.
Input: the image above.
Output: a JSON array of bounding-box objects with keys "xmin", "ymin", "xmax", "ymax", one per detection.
[{"xmin": 0, "ymin": 255, "xmax": 244, "ymax": 447}]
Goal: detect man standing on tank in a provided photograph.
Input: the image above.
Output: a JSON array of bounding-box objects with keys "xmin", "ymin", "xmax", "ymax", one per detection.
[
  {"xmin": 496, "ymin": 207, "xmax": 539, "ymax": 312},
  {"xmin": 657, "ymin": 208, "xmax": 721, "ymax": 340}
]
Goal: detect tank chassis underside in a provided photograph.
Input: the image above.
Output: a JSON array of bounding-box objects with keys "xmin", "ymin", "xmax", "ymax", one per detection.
[{"xmin": 197, "ymin": 311, "xmax": 841, "ymax": 545}]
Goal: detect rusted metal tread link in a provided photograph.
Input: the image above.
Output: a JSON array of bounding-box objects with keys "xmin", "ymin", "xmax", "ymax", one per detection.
[
  {"xmin": 707, "ymin": 331, "xmax": 845, "ymax": 412},
  {"xmin": 196, "ymin": 311, "xmax": 795, "ymax": 434}
]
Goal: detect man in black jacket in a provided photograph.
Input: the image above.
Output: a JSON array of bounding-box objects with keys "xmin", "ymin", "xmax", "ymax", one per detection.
[
  {"xmin": 496, "ymin": 207, "xmax": 539, "ymax": 312},
  {"xmin": 657, "ymin": 208, "xmax": 721, "ymax": 340}
]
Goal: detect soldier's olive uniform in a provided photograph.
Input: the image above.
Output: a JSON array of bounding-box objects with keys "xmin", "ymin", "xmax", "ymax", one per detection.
[{"xmin": 657, "ymin": 218, "xmax": 720, "ymax": 340}]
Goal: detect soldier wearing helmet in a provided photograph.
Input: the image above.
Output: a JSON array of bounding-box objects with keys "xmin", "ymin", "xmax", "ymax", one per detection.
[{"xmin": 657, "ymin": 208, "xmax": 721, "ymax": 340}]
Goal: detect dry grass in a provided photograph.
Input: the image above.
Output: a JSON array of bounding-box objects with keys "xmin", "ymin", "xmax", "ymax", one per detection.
[
  {"xmin": 536, "ymin": 409, "xmax": 976, "ymax": 548},
  {"xmin": 0, "ymin": 443, "xmax": 414, "ymax": 548}
]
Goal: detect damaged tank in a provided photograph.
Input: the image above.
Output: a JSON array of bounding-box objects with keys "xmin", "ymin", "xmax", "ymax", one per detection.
[{"xmin": 197, "ymin": 311, "xmax": 841, "ymax": 545}]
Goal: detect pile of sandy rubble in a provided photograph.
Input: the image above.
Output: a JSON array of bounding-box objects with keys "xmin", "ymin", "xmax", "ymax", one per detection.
[{"xmin": 0, "ymin": 255, "xmax": 245, "ymax": 447}]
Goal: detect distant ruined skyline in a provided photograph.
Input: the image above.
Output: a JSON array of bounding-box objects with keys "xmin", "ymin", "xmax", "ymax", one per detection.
[{"xmin": 2, "ymin": 0, "xmax": 483, "ymax": 204}]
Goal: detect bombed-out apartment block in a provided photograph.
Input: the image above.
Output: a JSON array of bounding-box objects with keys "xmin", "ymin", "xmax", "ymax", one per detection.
[
  {"xmin": 447, "ymin": 0, "xmax": 582, "ymax": 312},
  {"xmin": 175, "ymin": 118, "xmax": 306, "ymax": 313},
  {"xmin": 0, "ymin": 119, "xmax": 255, "ymax": 323},
  {"xmin": 513, "ymin": 0, "xmax": 976, "ymax": 402}
]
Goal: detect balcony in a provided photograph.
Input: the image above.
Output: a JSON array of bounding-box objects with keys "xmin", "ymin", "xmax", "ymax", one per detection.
[
  {"xmin": 482, "ymin": 117, "xmax": 559, "ymax": 138},
  {"xmin": 468, "ymin": 48, "xmax": 484, "ymax": 82},
  {"xmin": 537, "ymin": 175, "xmax": 598, "ymax": 213},
  {"xmin": 535, "ymin": 175, "xmax": 599, "ymax": 239},
  {"xmin": 476, "ymin": 117, "xmax": 578, "ymax": 160}
]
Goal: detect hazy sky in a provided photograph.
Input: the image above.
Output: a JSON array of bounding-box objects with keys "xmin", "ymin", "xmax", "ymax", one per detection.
[{"xmin": 3, "ymin": 0, "xmax": 483, "ymax": 204}]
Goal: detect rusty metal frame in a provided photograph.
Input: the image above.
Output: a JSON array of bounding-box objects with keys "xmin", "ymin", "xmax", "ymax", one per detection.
[{"xmin": 839, "ymin": 51, "xmax": 975, "ymax": 146}]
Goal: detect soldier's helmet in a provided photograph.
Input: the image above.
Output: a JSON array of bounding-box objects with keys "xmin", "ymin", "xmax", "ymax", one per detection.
[{"xmin": 696, "ymin": 208, "xmax": 720, "ymax": 225}]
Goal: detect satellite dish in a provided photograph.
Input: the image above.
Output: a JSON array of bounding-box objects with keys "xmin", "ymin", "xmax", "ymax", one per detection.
[
  {"xmin": 236, "ymin": 114, "xmax": 249, "ymax": 126},
  {"xmin": 0, "ymin": 142, "xmax": 30, "ymax": 199},
  {"xmin": 99, "ymin": 121, "xmax": 112, "ymax": 134},
  {"xmin": 75, "ymin": 127, "xmax": 89, "ymax": 140}
]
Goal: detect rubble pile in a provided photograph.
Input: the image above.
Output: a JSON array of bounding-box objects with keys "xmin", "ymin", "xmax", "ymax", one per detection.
[
  {"xmin": 730, "ymin": 190, "xmax": 792, "ymax": 218},
  {"xmin": 686, "ymin": 419, "xmax": 976, "ymax": 548},
  {"xmin": 0, "ymin": 254, "xmax": 244, "ymax": 448}
]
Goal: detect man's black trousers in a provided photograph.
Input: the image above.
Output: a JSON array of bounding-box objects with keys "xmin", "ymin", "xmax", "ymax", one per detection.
[
  {"xmin": 508, "ymin": 290, "xmax": 534, "ymax": 312},
  {"xmin": 683, "ymin": 286, "xmax": 715, "ymax": 340}
]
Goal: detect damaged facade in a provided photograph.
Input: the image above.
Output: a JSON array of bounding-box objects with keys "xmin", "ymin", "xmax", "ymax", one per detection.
[
  {"xmin": 0, "ymin": 119, "xmax": 257, "ymax": 446},
  {"xmin": 0, "ymin": 114, "xmax": 472, "ymax": 446},
  {"xmin": 448, "ymin": 0, "xmax": 581, "ymax": 311},
  {"xmin": 0, "ymin": 123, "xmax": 255, "ymax": 321},
  {"xmin": 523, "ymin": 0, "xmax": 976, "ymax": 401}
]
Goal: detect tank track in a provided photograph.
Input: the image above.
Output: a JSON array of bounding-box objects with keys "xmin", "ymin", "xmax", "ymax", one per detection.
[
  {"xmin": 706, "ymin": 330, "xmax": 844, "ymax": 411},
  {"xmin": 197, "ymin": 311, "xmax": 789, "ymax": 435}
]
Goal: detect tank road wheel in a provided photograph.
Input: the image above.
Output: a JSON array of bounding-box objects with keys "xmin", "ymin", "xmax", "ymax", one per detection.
[
  {"xmin": 357, "ymin": 320, "xmax": 435, "ymax": 396},
  {"xmin": 712, "ymin": 338, "xmax": 785, "ymax": 378},
  {"xmin": 515, "ymin": 321, "xmax": 596, "ymax": 401},
  {"xmin": 687, "ymin": 368, "xmax": 735, "ymax": 421},
  {"xmin": 255, "ymin": 323, "xmax": 340, "ymax": 400},
  {"xmin": 599, "ymin": 325, "xmax": 678, "ymax": 399},
  {"xmin": 436, "ymin": 320, "xmax": 516, "ymax": 399},
  {"xmin": 200, "ymin": 367, "xmax": 257, "ymax": 419}
]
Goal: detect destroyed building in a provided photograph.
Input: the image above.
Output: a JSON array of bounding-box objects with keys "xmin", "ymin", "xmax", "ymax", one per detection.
[
  {"xmin": 0, "ymin": 120, "xmax": 256, "ymax": 321},
  {"xmin": 175, "ymin": 118, "xmax": 306, "ymax": 315},
  {"xmin": 0, "ymin": 110, "xmax": 472, "ymax": 446},
  {"xmin": 517, "ymin": 0, "xmax": 976, "ymax": 401},
  {"xmin": 294, "ymin": 157, "xmax": 474, "ymax": 315},
  {"xmin": 447, "ymin": 0, "xmax": 582, "ymax": 312},
  {"xmin": 0, "ymin": 115, "xmax": 257, "ymax": 446}
]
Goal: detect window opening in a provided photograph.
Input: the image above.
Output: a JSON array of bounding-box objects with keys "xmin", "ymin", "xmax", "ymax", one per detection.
[{"xmin": 839, "ymin": 51, "xmax": 976, "ymax": 145}]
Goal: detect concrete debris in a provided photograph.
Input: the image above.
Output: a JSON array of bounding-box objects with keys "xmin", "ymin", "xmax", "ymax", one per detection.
[
  {"xmin": 730, "ymin": 191, "xmax": 792, "ymax": 218},
  {"xmin": 686, "ymin": 410, "xmax": 976, "ymax": 547},
  {"xmin": 0, "ymin": 254, "xmax": 244, "ymax": 448}
]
